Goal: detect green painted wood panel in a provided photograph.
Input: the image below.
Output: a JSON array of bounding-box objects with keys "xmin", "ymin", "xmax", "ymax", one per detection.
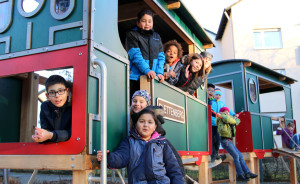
[
  {"xmin": 153, "ymin": 81, "xmax": 187, "ymax": 151},
  {"xmin": 208, "ymin": 73, "xmax": 246, "ymax": 112},
  {"xmin": 251, "ymin": 115, "xmax": 262, "ymax": 149},
  {"xmin": 0, "ymin": 0, "xmax": 83, "ymax": 54},
  {"xmin": 0, "ymin": 78, "xmax": 22, "ymax": 142},
  {"xmin": 261, "ymin": 116, "xmax": 273, "ymax": 149},
  {"xmin": 90, "ymin": 51, "xmax": 127, "ymax": 152},
  {"xmin": 187, "ymin": 98, "xmax": 208, "ymax": 151},
  {"xmin": 209, "ymin": 62, "xmax": 242, "ymax": 78},
  {"xmin": 196, "ymin": 81, "xmax": 207, "ymax": 102},
  {"xmin": 284, "ymin": 87, "xmax": 293, "ymax": 119},
  {"xmin": 93, "ymin": 1, "xmax": 128, "ymax": 60}
]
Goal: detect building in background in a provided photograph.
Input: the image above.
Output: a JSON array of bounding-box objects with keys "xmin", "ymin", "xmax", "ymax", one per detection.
[{"xmin": 208, "ymin": 0, "xmax": 300, "ymax": 132}]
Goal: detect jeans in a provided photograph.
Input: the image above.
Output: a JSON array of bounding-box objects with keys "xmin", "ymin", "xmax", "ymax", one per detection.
[
  {"xmin": 221, "ymin": 139, "xmax": 250, "ymax": 175},
  {"xmin": 211, "ymin": 126, "xmax": 220, "ymax": 161},
  {"xmin": 290, "ymin": 134, "xmax": 300, "ymax": 149}
]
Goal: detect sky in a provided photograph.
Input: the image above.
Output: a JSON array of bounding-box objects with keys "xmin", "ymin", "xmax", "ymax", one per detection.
[{"xmin": 181, "ymin": 0, "xmax": 238, "ymax": 33}]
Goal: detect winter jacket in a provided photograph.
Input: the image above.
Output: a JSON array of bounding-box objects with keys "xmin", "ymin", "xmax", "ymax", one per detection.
[
  {"xmin": 164, "ymin": 59, "xmax": 184, "ymax": 85},
  {"xmin": 107, "ymin": 130, "xmax": 184, "ymax": 184},
  {"xmin": 211, "ymin": 99, "xmax": 236, "ymax": 126},
  {"xmin": 126, "ymin": 27, "xmax": 165, "ymax": 81},
  {"xmin": 276, "ymin": 128, "xmax": 293, "ymax": 148},
  {"xmin": 40, "ymin": 100, "xmax": 72, "ymax": 142},
  {"xmin": 217, "ymin": 113, "xmax": 240, "ymax": 139},
  {"xmin": 175, "ymin": 66, "xmax": 205, "ymax": 95}
]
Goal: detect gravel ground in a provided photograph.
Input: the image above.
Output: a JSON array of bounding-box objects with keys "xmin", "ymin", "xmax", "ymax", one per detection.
[
  {"xmin": 2, "ymin": 172, "xmax": 293, "ymax": 184},
  {"xmin": 2, "ymin": 172, "xmax": 72, "ymax": 184}
]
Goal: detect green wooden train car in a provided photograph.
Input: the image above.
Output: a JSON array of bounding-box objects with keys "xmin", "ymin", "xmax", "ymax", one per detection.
[{"xmin": 208, "ymin": 59, "xmax": 296, "ymax": 154}]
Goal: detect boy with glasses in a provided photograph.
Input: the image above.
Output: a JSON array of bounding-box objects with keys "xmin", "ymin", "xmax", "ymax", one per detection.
[{"xmin": 32, "ymin": 75, "xmax": 72, "ymax": 143}]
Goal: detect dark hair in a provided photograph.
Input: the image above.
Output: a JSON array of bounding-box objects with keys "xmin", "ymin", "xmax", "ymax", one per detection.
[
  {"xmin": 182, "ymin": 53, "xmax": 205, "ymax": 79},
  {"xmin": 45, "ymin": 75, "xmax": 68, "ymax": 92},
  {"xmin": 287, "ymin": 123, "xmax": 295, "ymax": 128},
  {"xmin": 207, "ymin": 83, "xmax": 215, "ymax": 89},
  {"xmin": 200, "ymin": 51, "xmax": 213, "ymax": 59},
  {"xmin": 137, "ymin": 9, "xmax": 154, "ymax": 22},
  {"xmin": 132, "ymin": 108, "xmax": 158, "ymax": 128},
  {"xmin": 164, "ymin": 40, "xmax": 183, "ymax": 59}
]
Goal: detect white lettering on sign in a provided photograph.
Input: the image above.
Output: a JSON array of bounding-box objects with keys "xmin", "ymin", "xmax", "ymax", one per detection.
[{"xmin": 157, "ymin": 98, "xmax": 185, "ymax": 124}]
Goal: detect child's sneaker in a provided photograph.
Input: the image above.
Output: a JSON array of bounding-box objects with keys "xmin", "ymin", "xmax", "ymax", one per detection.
[
  {"xmin": 237, "ymin": 175, "xmax": 249, "ymax": 181},
  {"xmin": 219, "ymin": 154, "xmax": 227, "ymax": 161},
  {"xmin": 245, "ymin": 172, "xmax": 258, "ymax": 179}
]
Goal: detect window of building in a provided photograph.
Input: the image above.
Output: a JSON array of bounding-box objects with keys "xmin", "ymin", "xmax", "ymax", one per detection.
[{"xmin": 253, "ymin": 29, "xmax": 282, "ymax": 49}]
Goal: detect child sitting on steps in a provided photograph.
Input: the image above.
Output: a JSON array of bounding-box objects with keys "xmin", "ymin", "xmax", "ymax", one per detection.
[{"xmin": 217, "ymin": 107, "xmax": 258, "ymax": 181}]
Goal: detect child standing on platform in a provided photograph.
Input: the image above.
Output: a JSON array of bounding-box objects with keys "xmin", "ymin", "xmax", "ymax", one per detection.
[
  {"xmin": 97, "ymin": 108, "xmax": 184, "ymax": 184},
  {"xmin": 217, "ymin": 107, "xmax": 258, "ymax": 181},
  {"xmin": 125, "ymin": 9, "xmax": 165, "ymax": 99},
  {"xmin": 163, "ymin": 40, "xmax": 184, "ymax": 85},
  {"xmin": 210, "ymin": 88, "xmax": 235, "ymax": 162}
]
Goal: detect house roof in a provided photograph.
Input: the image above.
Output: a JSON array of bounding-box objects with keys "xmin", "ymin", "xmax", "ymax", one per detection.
[
  {"xmin": 215, "ymin": 9, "xmax": 231, "ymax": 40},
  {"xmin": 215, "ymin": 0, "xmax": 241, "ymax": 40},
  {"xmin": 212, "ymin": 59, "xmax": 297, "ymax": 84}
]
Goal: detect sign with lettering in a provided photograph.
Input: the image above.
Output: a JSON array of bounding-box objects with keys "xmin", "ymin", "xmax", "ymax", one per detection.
[{"xmin": 157, "ymin": 98, "xmax": 185, "ymax": 124}]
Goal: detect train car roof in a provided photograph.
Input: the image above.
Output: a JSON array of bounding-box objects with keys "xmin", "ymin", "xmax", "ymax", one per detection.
[
  {"xmin": 211, "ymin": 59, "xmax": 297, "ymax": 84},
  {"xmin": 175, "ymin": 0, "xmax": 215, "ymax": 48}
]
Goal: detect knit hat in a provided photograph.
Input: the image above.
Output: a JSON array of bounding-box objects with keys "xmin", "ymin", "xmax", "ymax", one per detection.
[
  {"xmin": 214, "ymin": 88, "xmax": 221, "ymax": 96},
  {"xmin": 220, "ymin": 107, "xmax": 230, "ymax": 113},
  {"xmin": 131, "ymin": 90, "xmax": 151, "ymax": 104}
]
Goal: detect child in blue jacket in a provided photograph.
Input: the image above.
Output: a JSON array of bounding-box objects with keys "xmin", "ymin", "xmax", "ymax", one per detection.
[
  {"xmin": 126, "ymin": 9, "xmax": 165, "ymax": 99},
  {"xmin": 97, "ymin": 108, "xmax": 184, "ymax": 183},
  {"xmin": 210, "ymin": 88, "xmax": 235, "ymax": 162}
]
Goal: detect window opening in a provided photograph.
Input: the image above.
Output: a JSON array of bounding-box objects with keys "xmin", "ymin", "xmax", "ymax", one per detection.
[
  {"xmin": 253, "ymin": 28, "xmax": 282, "ymax": 49},
  {"xmin": 0, "ymin": 67, "xmax": 73, "ymax": 143},
  {"xmin": 249, "ymin": 78, "xmax": 257, "ymax": 103}
]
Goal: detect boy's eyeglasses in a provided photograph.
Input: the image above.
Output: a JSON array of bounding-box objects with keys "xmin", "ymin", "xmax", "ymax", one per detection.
[{"xmin": 47, "ymin": 89, "xmax": 66, "ymax": 97}]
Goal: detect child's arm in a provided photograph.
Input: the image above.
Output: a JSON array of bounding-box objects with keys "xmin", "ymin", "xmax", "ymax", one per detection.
[
  {"xmin": 220, "ymin": 114, "xmax": 240, "ymax": 125},
  {"xmin": 175, "ymin": 65, "xmax": 190, "ymax": 87},
  {"xmin": 168, "ymin": 63, "xmax": 184, "ymax": 85},
  {"xmin": 163, "ymin": 143, "xmax": 185, "ymax": 183},
  {"xmin": 156, "ymin": 37, "xmax": 165, "ymax": 82},
  {"xmin": 105, "ymin": 137, "xmax": 131, "ymax": 169},
  {"xmin": 125, "ymin": 31, "xmax": 151, "ymax": 75}
]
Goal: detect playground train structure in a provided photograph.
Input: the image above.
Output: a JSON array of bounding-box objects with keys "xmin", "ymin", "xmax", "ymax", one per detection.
[{"xmin": 0, "ymin": 0, "xmax": 298, "ymax": 183}]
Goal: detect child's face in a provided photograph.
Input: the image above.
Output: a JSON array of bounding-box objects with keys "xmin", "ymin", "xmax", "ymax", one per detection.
[
  {"xmin": 46, "ymin": 83, "xmax": 69, "ymax": 107},
  {"xmin": 190, "ymin": 59, "xmax": 202, "ymax": 73},
  {"xmin": 287, "ymin": 125, "xmax": 294, "ymax": 132},
  {"xmin": 221, "ymin": 111, "xmax": 230, "ymax": 116},
  {"xmin": 207, "ymin": 87, "xmax": 215, "ymax": 99},
  {"xmin": 136, "ymin": 113, "xmax": 157, "ymax": 141},
  {"xmin": 204, "ymin": 57, "xmax": 211, "ymax": 70},
  {"xmin": 165, "ymin": 45, "xmax": 179, "ymax": 64},
  {"xmin": 137, "ymin": 14, "xmax": 153, "ymax": 30},
  {"xmin": 214, "ymin": 94, "xmax": 221, "ymax": 101},
  {"xmin": 131, "ymin": 96, "xmax": 148, "ymax": 113}
]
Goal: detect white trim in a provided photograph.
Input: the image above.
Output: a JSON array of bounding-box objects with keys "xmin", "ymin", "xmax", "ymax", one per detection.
[
  {"xmin": 17, "ymin": 0, "xmax": 45, "ymax": 18},
  {"xmin": 0, "ymin": 0, "xmax": 13, "ymax": 33},
  {"xmin": 49, "ymin": 21, "xmax": 83, "ymax": 45}
]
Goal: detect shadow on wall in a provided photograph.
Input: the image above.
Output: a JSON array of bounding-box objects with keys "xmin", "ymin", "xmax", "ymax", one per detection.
[{"xmin": 295, "ymin": 46, "xmax": 300, "ymax": 66}]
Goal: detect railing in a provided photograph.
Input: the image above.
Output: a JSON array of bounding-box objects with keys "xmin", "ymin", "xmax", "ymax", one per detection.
[{"xmin": 91, "ymin": 59, "xmax": 108, "ymax": 184}]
